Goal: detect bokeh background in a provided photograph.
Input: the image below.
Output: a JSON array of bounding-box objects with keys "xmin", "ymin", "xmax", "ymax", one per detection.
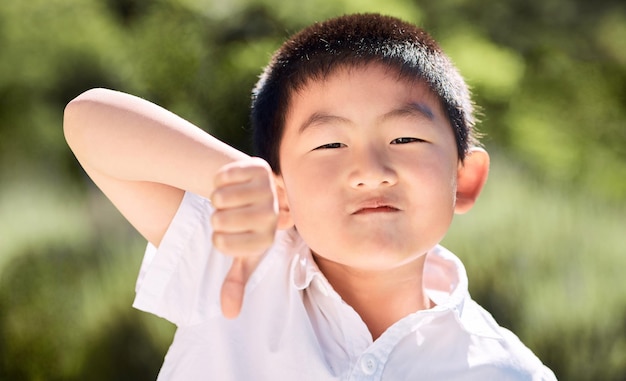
[{"xmin": 1, "ymin": 0, "xmax": 625, "ymax": 380}]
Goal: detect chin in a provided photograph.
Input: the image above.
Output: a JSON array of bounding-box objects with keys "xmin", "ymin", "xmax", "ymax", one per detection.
[{"xmin": 349, "ymin": 247, "xmax": 427, "ymax": 270}]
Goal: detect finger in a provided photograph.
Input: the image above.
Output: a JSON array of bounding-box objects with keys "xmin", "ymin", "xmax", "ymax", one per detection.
[
  {"xmin": 212, "ymin": 230, "xmax": 275, "ymax": 258},
  {"xmin": 220, "ymin": 255, "xmax": 262, "ymax": 319},
  {"xmin": 220, "ymin": 258, "xmax": 246, "ymax": 319},
  {"xmin": 211, "ymin": 179, "xmax": 275, "ymax": 210},
  {"xmin": 213, "ymin": 158, "xmax": 272, "ymax": 189},
  {"xmin": 211, "ymin": 203, "xmax": 278, "ymax": 234}
]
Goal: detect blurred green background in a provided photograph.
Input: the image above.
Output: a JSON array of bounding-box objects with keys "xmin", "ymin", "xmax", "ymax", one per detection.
[{"xmin": 0, "ymin": 0, "xmax": 624, "ymax": 379}]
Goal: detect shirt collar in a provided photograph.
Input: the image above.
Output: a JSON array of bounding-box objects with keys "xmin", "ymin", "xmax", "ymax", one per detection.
[
  {"xmin": 423, "ymin": 246, "xmax": 503, "ymax": 340},
  {"xmin": 286, "ymin": 229, "xmax": 503, "ymax": 340},
  {"xmin": 287, "ymin": 229, "xmax": 322, "ymax": 291}
]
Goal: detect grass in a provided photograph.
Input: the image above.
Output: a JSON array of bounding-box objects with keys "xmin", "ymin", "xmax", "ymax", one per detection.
[{"xmin": 1, "ymin": 154, "xmax": 625, "ymax": 380}]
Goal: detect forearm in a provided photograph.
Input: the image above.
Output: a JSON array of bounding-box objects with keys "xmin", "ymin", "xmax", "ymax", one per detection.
[{"xmin": 63, "ymin": 88, "xmax": 248, "ymax": 198}]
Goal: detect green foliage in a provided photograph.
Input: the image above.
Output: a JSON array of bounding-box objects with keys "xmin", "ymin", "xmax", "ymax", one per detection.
[
  {"xmin": 421, "ymin": 0, "xmax": 626, "ymax": 200},
  {"xmin": 1, "ymin": 0, "xmax": 625, "ymax": 379},
  {"xmin": 0, "ymin": 180, "xmax": 174, "ymax": 380},
  {"xmin": 443, "ymin": 155, "xmax": 626, "ymax": 380}
]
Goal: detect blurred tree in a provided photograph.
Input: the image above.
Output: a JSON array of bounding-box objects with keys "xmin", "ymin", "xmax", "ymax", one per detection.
[{"xmin": 417, "ymin": 0, "xmax": 626, "ymax": 199}]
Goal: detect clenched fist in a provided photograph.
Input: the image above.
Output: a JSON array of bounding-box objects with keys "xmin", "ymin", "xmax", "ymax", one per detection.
[{"xmin": 210, "ymin": 157, "xmax": 283, "ymax": 319}]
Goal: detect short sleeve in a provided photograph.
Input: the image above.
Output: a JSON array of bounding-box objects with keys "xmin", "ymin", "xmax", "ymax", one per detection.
[{"xmin": 132, "ymin": 191, "xmax": 233, "ymax": 326}]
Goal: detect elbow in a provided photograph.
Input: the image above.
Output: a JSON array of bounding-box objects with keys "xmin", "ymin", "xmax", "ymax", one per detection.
[
  {"xmin": 63, "ymin": 95, "xmax": 81, "ymax": 147},
  {"xmin": 63, "ymin": 88, "xmax": 106, "ymax": 151}
]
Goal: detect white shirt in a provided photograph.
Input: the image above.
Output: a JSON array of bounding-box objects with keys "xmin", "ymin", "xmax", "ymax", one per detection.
[{"xmin": 133, "ymin": 192, "xmax": 557, "ymax": 380}]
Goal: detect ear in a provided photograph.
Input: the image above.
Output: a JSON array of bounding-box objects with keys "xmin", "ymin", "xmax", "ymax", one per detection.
[
  {"xmin": 274, "ymin": 174, "xmax": 294, "ymax": 229},
  {"xmin": 455, "ymin": 148, "xmax": 490, "ymax": 214}
]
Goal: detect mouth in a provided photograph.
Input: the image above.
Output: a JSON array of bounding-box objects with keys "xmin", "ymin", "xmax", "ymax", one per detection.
[
  {"xmin": 354, "ymin": 205, "xmax": 400, "ymax": 214},
  {"xmin": 352, "ymin": 198, "xmax": 401, "ymax": 215}
]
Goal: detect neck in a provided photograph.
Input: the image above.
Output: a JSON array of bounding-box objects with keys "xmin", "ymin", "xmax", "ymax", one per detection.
[{"xmin": 313, "ymin": 254, "xmax": 432, "ymax": 340}]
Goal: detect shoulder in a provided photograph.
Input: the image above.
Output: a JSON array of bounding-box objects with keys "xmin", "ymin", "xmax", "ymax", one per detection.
[{"xmin": 463, "ymin": 299, "xmax": 557, "ymax": 380}]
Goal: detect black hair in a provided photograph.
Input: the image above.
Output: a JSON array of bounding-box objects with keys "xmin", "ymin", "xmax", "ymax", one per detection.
[{"xmin": 251, "ymin": 13, "xmax": 479, "ymax": 173}]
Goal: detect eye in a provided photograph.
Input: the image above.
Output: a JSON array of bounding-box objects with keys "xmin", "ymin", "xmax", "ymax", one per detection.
[
  {"xmin": 391, "ymin": 137, "xmax": 424, "ymax": 144},
  {"xmin": 314, "ymin": 142, "xmax": 346, "ymax": 150}
]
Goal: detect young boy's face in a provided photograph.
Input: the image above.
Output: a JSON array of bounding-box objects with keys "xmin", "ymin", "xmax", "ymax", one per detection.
[{"xmin": 277, "ymin": 63, "xmax": 461, "ymax": 271}]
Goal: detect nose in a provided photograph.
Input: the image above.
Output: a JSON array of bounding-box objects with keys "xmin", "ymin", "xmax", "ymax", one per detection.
[{"xmin": 348, "ymin": 146, "xmax": 398, "ymax": 189}]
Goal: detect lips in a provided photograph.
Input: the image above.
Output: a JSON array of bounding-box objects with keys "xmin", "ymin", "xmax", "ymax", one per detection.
[
  {"xmin": 351, "ymin": 198, "xmax": 400, "ymax": 215},
  {"xmin": 354, "ymin": 206, "xmax": 399, "ymax": 214}
]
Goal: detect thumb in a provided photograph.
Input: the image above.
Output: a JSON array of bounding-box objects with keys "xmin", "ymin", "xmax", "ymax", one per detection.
[{"xmin": 220, "ymin": 257, "xmax": 257, "ymax": 319}]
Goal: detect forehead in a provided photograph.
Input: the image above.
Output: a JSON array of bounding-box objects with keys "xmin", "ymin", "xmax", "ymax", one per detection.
[{"xmin": 283, "ymin": 63, "xmax": 446, "ymax": 132}]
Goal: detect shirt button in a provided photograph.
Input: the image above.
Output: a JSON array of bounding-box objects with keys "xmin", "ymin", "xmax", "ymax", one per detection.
[{"xmin": 360, "ymin": 354, "xmax": 378, "ymax": 375}]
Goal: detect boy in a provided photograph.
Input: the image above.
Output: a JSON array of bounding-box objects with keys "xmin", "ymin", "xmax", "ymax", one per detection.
[{"xmin": 64, "ymin": 13, "xmax": 556, "ymax": 381}]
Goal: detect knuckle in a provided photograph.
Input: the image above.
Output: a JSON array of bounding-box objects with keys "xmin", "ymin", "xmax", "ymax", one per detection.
[
  {"xmin": 212, "ymin": 232, "xmax": 228, "ymax": 252},
  {"xmin": 214, "ymin": 234, "xmax": 246, "ymax": 257},
  {"xmin": 250, "ymin": 205, "xmax": 276, "ymax": 226},
  {"xmin": 214, "ymin": 167, "xmax": 232, "ymax": 187},
  {"xmin": 210, "ymin": 189, "xmax": 224, "ymax": 208},
  {"xmin": 210, "ymin": 211, "xmax": 220, "ymax": 227},
  {"xmin": 211, "ymin": 210, "xmax": 229, "ymax": 230},
  {"xmin": 250, "ymin": 162, "xmax": 271, "ymax": 178},
  {"xmin": 250, "ymin": 156, "xmax": 270, "ymax": 168},
  {"xmin": 213, "ymin": 232, "xmax": 267, "ymax": 258}
]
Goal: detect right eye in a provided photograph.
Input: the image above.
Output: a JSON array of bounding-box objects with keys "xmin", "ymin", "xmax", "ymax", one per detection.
[{"xmin": 314, "ymin": 142, "xmax": 345, "ymax": 150}]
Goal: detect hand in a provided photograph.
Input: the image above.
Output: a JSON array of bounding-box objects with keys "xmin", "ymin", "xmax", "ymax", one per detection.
[{"xmin": 210, "ymin": 157, "xmax": 279, "ymax": 319}]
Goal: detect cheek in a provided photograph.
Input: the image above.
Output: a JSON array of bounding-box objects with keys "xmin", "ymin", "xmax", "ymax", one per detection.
[
  {"xmin": 285, "ymin": 157, "xmax": 342, "ymax": 193},
  {"xmin": 282, "ymin": 163, "xmax": 342, "ymax": 229},
  {"xmin": 281, "ymin": 170, "xmax": 318, "ymax": 225},
  {"xmin": 411, "ymin": 155, "xmax": 458, "ymax": 212}
]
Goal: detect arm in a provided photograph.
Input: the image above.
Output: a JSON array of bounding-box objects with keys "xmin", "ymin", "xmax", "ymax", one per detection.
[
  {"xmin": 64, "ymin": 88, "xmax": 281, "ymax": 318},
  {"xmin": 63, "ymin": 88, "xmax": 249, "ymax": 246}
]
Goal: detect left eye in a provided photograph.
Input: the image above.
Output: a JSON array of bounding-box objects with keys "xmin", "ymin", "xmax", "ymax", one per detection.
[
  {"xmin": 391, "ymin": 137, "xmax": 423, "ymax": 144},
  {"xmin": 314, "ymin": 142, "xmax": 345, "ymax": 150}
]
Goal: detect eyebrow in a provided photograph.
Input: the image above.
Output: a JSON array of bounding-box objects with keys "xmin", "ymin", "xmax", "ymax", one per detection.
[
  {"xmin": 298, "ymin": 102, "xmax": 435, "ymax": 134},
  {"xmin": 298, "ymin": 113, "xmax": 351, "ymax": 134},
  {"xmin": 379, "ymin": 102, "xmax": 435, "ymax": 123}
]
